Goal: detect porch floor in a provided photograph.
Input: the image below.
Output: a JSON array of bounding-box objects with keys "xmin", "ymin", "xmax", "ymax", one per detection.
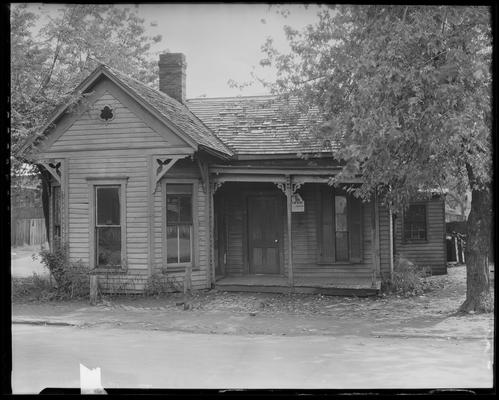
[{"xmin": 215, "ymin": 275, "xmax": 380, "ymax": 296}]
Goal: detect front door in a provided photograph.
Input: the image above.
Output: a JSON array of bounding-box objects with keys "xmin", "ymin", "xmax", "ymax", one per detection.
[{"xmin": 247, "ymin": 195, "xmax": 282, "ymax": 274}]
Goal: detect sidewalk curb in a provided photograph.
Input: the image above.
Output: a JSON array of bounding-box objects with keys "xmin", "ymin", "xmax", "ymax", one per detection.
[
  {"xmin": 12, "ymin": 317, "xmax": 493, "ymax": 341},
  {"xmin": 12, "ymin": 319, "xmax": 79, "ymax": 327},
  {"xmin": 372, "ymin": 332, "xmax": 493, "ymax": 340}
]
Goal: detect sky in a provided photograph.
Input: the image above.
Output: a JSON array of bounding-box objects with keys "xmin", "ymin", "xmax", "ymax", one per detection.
[{"xmin": 32, "ymin": 3, "xmax": 323, "ymax": 98}]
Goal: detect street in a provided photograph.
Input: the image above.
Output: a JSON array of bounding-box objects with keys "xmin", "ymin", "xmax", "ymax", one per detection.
[{"xmin": 12, "ymin": 324, "xmax": 493, "ymax": 393}]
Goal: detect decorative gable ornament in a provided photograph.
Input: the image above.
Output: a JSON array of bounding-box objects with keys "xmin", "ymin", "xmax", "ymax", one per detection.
[{"xmin": 98, "ymin": 105, "xmax": 115, "ymax": 122}]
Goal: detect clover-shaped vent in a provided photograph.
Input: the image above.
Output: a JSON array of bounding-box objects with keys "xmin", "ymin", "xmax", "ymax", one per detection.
[{"xmin": 99, "ymin": 105, "xmax": 114, "ymax": 122}]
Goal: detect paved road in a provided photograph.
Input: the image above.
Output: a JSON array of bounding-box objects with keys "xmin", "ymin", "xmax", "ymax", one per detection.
[{"xmin": 12, "ymin": 324, "xmax": 493, "ymax": 393}]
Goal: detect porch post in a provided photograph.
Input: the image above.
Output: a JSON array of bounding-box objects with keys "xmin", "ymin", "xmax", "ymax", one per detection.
[
  {"xmin": 209, "ymin": 177, "xmax": 216, "ymax": 287},
  {"xmin": 286, "ymin": 175, "xmax": 294, "ymax": 287},
  {"xmin": 388, "ymin": 207, "xmax": 394, "ymax": 282},
  {"xmin": 371, "ymin": 191, "xmax": 381, "ymax": 284},
  {"xmin": 147, "ymin": 156, "xmax": 154, "ymax": 275}
]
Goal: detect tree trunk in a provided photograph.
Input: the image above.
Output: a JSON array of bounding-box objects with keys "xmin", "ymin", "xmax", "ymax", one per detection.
[
  {"xmin": 39, "ymin": 167, "xmax": 51, "ymax": 246},
  {"xmin": 459, "ymin": 186, "xmax": 493, "ymax": 313}
]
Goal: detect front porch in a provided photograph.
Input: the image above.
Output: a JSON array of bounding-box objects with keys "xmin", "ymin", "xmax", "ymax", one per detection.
[
  {"xmin": 208, "ymin": 165, "xmax": 390, "ymax": 295},
  {"xmin": 215, "ymin": 275, "xmax": 380, "ymax": 297}
]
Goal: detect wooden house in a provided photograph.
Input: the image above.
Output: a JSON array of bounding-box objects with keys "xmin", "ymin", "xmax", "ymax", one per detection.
[{"xmin": 18, "ymin": 53, "xmax": 447, "ymax": 295}]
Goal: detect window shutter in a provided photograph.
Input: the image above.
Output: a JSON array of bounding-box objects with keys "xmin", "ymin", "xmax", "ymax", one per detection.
[
  {"xmin": 318, "ymin": 186, "xmax": 335, "ymax": 263},
  {"xmin": 349, "ymin": 195, "xmax": 362, "ymax": 262}
]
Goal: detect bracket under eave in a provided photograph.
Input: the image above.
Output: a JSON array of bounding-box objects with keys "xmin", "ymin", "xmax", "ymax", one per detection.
[
  {"xmin": 38, "ymin": 160, "xmax": 62, "ymax": 184},
  {"xmin": 152, "ymin": 155, "xmax": 187, "ymax": 193}
]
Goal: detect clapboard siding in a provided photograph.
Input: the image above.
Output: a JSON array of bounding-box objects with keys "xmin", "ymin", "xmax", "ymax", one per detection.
[
  {"xmin": 49, "ymin": 89, "xmax": 185, "ymax": 152},
  {"xmin": 225, "ymin": 191, "xmax": 246, "ymax": 275},
  {"xmin": 151, "ymin": 159, "xmax": 210, "ymax": 290},
  {"xmin": 67, "ymin": 154, "xmax": 149, "ymax": 269},
  {"xmin": 291, "ymin": 185, "xmax": 373, "ymax": 280},
  {"xmin": 222, "ymin": 183, "xmax": 376, "ymax": 281},
  {"xmin": 394, "ymin": 198, "xmax": 447, "ymax": 275}
]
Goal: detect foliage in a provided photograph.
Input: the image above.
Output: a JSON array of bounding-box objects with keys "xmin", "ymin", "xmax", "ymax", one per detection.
[
  {"xmin": 381, "ymin": 257, "xmax": 431, "ymax": 296},
  {"xmin": 12, "ymin": 273, "xmax": 57, "ymax": 302},
  {"xmin": 145, "ymin": 273, "xmax": 183, "ymax": 296},
  {"xmin": 11, "ymin": 3, "xmax": 162, "ymax": 170},
  {"xmin": 260, "ymin": 5, "xmax": 492, "ymax": 312},
  {"xmin": 261, "ymin": 5, "xmax": 491, "ymax": 206},
  {"xmin": 36, "ymin": 244, "xmax": 89, "ymax": 299}
]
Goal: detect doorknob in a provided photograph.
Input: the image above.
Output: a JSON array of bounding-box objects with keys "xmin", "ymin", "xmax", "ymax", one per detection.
[{"xmin": 274, "ymin": 239, "xmax": 279, "ymax": 243}]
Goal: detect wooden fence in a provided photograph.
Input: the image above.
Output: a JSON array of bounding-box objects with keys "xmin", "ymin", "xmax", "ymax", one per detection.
[{"xmin": 12, "ymin": 218, "xmax": 47, "ymax": 247}]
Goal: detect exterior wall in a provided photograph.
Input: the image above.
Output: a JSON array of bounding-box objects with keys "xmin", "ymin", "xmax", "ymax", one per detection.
[
  {"xmin": 220, "ymin": 183, "xmax": 377, "ymax": 282},
  {"xmin": 39, "ymin": 80, "xmax": 195, "ymax": 293},
  {"xmin": 378, "ymin": 205, "xmax": 392, "ymax": 280},
  {"xmin": 394, "ymin": 198, "xmax": 447, "ymax": 275},
  {"xmin": 152, "ymin": 160, "xmax": 211, "ymax": 290}
]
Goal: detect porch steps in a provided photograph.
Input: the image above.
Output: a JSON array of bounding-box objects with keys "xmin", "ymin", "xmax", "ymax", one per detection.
[{"xmin": 215, "ymin": 277, "xmax": 381, "ymax": 297}]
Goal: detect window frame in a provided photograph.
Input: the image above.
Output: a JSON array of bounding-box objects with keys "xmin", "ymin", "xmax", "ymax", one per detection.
[
  {"xmin": 317, "ymin": 186, "xmax": 363, "ymax": 264},
  {"xmin": 87, "ymin": 177, "xmax": 128, "ymax": 271},
  {"xmin": 162, "ymin": 179, "xmax": 199, "ymax": 272},
  {"xmin": 402, "ymin": 202, "xmax": 428, "ymax": 243}
]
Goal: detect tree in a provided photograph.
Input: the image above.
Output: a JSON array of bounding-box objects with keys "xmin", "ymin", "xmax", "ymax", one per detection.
[
  {"xmin": 260, "ymin": 5, "xmax": 492, "ymax": 312},
  {"xmin": 11, "ymin": 4, "xmax": 162, "ymax": 243}
]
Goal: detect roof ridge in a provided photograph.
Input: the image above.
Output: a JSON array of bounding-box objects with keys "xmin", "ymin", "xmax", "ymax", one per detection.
[{"xmin": 187, "ymin": 94, "xmax": 277, "ymax": 101}]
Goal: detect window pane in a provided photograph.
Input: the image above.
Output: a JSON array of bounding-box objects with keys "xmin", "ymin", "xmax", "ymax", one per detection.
[
  {"xmin": 336, "ymin": 232, "xmax": 349, "ymax": 261},
  {"xmin": 167, "ymin": 225, "xmax": 178, "ymax": 263},
  {"xmin": 336, "ymin": 214, "xmax": 348, "ymax": 231},
  {"xmin": 97, "ymin": 227, "xmax": 121, "ymax": 266},
  {"xmin": 179, "ymin": 196, "xmax": 192, "ymax": 222},
  {"xmin": 335, "ymin": 196, "xmax": 347, "ymax": 214},
  {"xmin": 178, "ymin": 224, "xmax": 192, "ymax": 263},
  {"xmin": 97, "ymin": 187, "xmax": 120, "ymax": 225},
  {"xmin": 404, "ymin": 204, "xmax": 426, "ymax": 240},
  {"xmin": 167, "ymin": 197, "xmax": 179, "ymax": 223}
]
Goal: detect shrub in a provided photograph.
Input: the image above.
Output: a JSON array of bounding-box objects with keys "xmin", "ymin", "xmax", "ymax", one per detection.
[
  {"xmin": 36, "ymin": 244, "xmax": 89, "ymax": 299},
  {"xmin": 382, "ymin": 256, "xmax": 431, "ymax": 296},
  {"xmin": 145, "ymin": 273, "xmax": 182, "ymax": 296},
  {"xmin": 12, "ymin": 273, "xmax": 57, "ymax": 302}
]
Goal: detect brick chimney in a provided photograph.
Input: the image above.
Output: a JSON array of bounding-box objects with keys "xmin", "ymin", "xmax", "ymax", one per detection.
[{"xmin": 158, "ymin": 53, "xmax": 186, "ymax": 103}]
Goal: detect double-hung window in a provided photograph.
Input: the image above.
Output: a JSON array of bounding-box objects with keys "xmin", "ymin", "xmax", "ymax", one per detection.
[
  {"xmin": 165, "ymin": 184, "xmax": 193, "ymax": 266},
  {"xmin": 318, "ymin": 186, "xmax": 362, "ymax": 263},
  {"xmin": 87, "ymin": 177, "xmax": 127, "ymax": 270},
  {"xmin": 403, "ymin": 204, "xmax": 427, "ymax": 241},
  {"xmin": 95, "ymin": 186, "xmax": 122, "ymax": 267}
]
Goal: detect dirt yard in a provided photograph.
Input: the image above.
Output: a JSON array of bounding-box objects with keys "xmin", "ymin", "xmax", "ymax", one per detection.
[{"xmin": 12, "ymin": 265, "xmax": 494, "ymax": 339}]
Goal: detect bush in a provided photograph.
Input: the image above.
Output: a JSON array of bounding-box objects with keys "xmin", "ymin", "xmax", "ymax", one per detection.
[
  {"xmin": 382, "ymin": 256, "xmax": 431, "ymax": 296},
  {"xmin": 145, "ymin": 273, "xmax": 182, "ymax": 296},
  {"xmin": 12, "ymin": 273, "xmax": 57, "ymax": 302},
  {"xmin": 36, "ymin": 244, "xmax": 89, "ymax": 299}
]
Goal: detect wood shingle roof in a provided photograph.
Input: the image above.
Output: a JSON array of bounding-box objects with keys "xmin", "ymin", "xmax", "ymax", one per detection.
[{"xmin": 187, "ymin": 96, "xmax": 338, "ymax": 156}]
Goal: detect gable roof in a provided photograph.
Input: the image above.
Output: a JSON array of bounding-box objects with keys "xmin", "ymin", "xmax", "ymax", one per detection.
[
  {"xmin": 102, "ymin": 66, "xmax": 232, "ymax": 156},
  {"xmin": 187, "ymin": 96, "xmax": 338, "ymax": 156},
  {"xmin": 19, "ymin": 64, "xmax": 338, "ymax": 160},
  {"xmin": 18, "ymin": 64, "xmax": 233, "ymax": 158}
]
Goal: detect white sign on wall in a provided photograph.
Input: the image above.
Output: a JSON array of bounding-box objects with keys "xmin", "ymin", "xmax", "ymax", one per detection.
[{"xmin": 291, "ymin": 193, "xmax": 305, "ymax": 213}]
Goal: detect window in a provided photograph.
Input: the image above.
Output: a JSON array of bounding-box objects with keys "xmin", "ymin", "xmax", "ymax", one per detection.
[
  {"xmin": 87, "ymin": 177, "xmax": 127, "ymax": 270},
  {"xmin": 166, "ymin": 184, "xmax": 193, "ymax": 265},
  {"xmin": 318, "ymin": 186, "xmax": 362, "ymax": 263},
  {"xmin": 52, "ymin": 186, "xmax": 61, "ymax": 247},
  {"xmin": 95, "ymin": 186, "xmax": 121, "ymax": 267},
  {"xmin": 403, "ymin": 204, "xmax": 427, "ymax": 241}
]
